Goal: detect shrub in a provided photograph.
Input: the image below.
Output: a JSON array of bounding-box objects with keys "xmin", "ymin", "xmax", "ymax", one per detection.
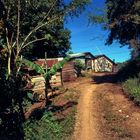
[
  {"xmin": 117, "ymin": 59, "xmax": 140, "ymax": 82},
  {"xmin": 24, "ymin": 109, "xmax": 76, "ymax": 140},
  {"xmin": 24, "ymin": 112, "xmax": 63, "ymax": 140},
  {"xmin": 74, "ymin": 60, "xmax": 85, "ymax": 77},
  {"xmin": 123, "ymin": 75, "xmax": 140, "ymax": 104}
]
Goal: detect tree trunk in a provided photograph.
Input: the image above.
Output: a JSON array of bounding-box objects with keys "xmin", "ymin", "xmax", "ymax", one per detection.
[{"xmin": 8, "ymin": 49, "xmax": 11, "ymax": 75}]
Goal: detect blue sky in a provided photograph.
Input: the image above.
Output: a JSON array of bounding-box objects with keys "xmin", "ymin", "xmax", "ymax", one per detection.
[{"xmin": 65, "ymin": 0, "xmax": 131, "ymax": 63}]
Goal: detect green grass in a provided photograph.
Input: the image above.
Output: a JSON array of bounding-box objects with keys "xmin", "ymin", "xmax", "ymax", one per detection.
[
  {"xmin": 59, "ymin": 108, "xmax": 76, "ymax": 139},
  {"xmin": 23, "ymin": 87, "xmax": 78, "ymax": 140},
  {"xmin": 24, "ymin": 109, "xmax": 76, "ymax": 140},
  {"xmin": 123, "ymin": 75, "xmax": 140, "ymax": 105},
  {"xmin": 24, "ymin": 112, "xmax": 63, "ymax": 140}
]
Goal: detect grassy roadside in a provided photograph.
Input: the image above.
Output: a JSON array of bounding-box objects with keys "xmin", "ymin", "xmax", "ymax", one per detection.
[
  {"xmin": 23, "ymin": 87, "xmax": 80, "ymax": 140},
  {"xmin": 117, "ymin": 59, "xmax": 140, "ymax": 105},
  {"xmin": 122, "ymin": 74, "xmax": 140, "ymax": 105}
]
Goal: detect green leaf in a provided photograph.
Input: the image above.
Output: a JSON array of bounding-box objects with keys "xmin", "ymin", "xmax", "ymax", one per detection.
[
  {"xmin": 27, "ymin": 92, "xmax": 33, "ymax": 101},
  {"xmin": 18, "ymin": 58, "xmax": 46, "ymax": 75},
  {"xmin": 45, "ymin": 34, "xmax": 52, "ymax": 40},
  {"xmin": 45, "ymin": 56, "xmax": 70, "ymax": 78}
]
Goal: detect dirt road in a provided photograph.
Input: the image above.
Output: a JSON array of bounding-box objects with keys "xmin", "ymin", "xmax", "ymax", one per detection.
[
  {"xmin": 71, "ymin": 77, "xmax": 102, "ymax": 140},
  {"xmin": 70, "ymin": 73, "xmax": 140, "ymax": 140}
]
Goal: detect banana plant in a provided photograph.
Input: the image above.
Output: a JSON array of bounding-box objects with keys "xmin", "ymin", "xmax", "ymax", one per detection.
[{"xmin": 18, "ymin": 56, "xmax": 70, "ymax": 104}]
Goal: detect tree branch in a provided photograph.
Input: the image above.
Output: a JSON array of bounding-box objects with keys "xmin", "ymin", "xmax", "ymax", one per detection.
[
  {"xmin": 20, "ymin": 0, "xmax": 59, "ymax": 50},
  {"xmin": 22, "ymin": 37, "xmax": 47, "ymax": 49},
  {"xmin": 20, "ymin": 15, "xmax": 62, "ymax": 50},
  {"xmin": 16, "ymin": 0, "xmax": 20, "ymax": 51},
  {"xmin": 40, "ymin": 0, "xmax": 58, "ymax": 23}
]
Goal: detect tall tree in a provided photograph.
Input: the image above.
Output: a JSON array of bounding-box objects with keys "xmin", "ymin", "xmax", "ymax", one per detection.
[
  {"xmin": 89, "ymin": 0, "xmax": 140, "ymax": 59},
  {"xmin": 105, "ymin": 0, "xmax": 140, "ymax": 59},
  {"xmin": 0, "ymin": 0, "xmax": 91, "ymax": 75},
  {"xmin": 20, "ymin": 0, "xmax": 71, "ymax": 58},
  {"xmin": 0, "ymin": 0, "xmax": 91, "ymax": 138}
]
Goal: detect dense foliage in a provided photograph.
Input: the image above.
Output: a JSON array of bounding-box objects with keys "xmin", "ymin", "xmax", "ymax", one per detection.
[
  {"xmin": 24, "ymin": 109, "xmax": 76, "ymax": 140},
  {"xmin": 89, "ymin": 0, "xmax": 140, "ymax": 59},
  {"xmin": 123, "ymin": 75, "xmax": 140, "ymax": 105},
  {"xmin": 117, "ymin": 59, "xmax": 140, "ymax": 105},
  {"xmin": 74, "ymin": 59, "xmax": 85, "ymax": 77},
  {"xmin": 0, "ymin": 0, "xmax": 90, "ymax": 139},
  {"xmin": 20, "ymin": 0, "xmax": 72, "ymax": 58},
  {"xmin": 105, "ymin": 0, "xmax": 140, "ymax": 59},
  {"xmin": 0, "ymin": 0, "xmax": 70, "ymax": 59}
]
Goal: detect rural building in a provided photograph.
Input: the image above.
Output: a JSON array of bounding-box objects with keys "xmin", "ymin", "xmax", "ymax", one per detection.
[
  {"xmin": 69, "ymin": 52, "xmax": 95, "ymax": 69},
  {"xmin": 34, "ymin": 58, "xmax": 77, "ymax": 82},
  {"xmin": 92, "ymin": 55, "xmax": 117, "ymax": 72},
  {"xmin": 22, "ymin": 57, "xmax": 78, "ymax": 92},
  {"xmin": 22, "ymin": 53, "xmax": 117, "ymax": 92}
]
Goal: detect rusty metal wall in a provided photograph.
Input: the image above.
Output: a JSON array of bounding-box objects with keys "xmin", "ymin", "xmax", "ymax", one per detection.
[{"xmin": 62, "ymin": 61, "xmax": 77, "ymax": 82}]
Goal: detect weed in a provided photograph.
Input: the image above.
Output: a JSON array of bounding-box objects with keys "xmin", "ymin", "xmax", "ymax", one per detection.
[
  {"xmin": 123, "ymin": 75, "xmax": 140, "ymax": 105},
  {"xmin": 59, "ymin": 108, "xmax": 76, "ymax": 140},
  {"xmin": 23, "ymin": 86, "xmax": 79, "ymax": 140},
  {"xmin": 111, "ymin": 126, "xmax": 132, "ymax": 138},
  {"xmin": 98, "ymin": 91, "xmax": 132, "ymax": 139},
  {"xmin": 64, "ymin": 88, "xmax": 80, "ymax": 101},
  {"xmin": 24, "ymin": 112, "xmax": 63, "ymax": 140}
]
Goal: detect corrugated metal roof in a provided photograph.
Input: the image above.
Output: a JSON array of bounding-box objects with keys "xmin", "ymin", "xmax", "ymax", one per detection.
[
  {"xmin": 94, "ymin": 55, "xmax": 116, "ymax": 65},
  {"xmin": 35, "ymin": 59, "xmax": 58, "ymax": 68},
  {"xmin": 69, "ymin": 52, "xmax": 95, "ymax": 59}
]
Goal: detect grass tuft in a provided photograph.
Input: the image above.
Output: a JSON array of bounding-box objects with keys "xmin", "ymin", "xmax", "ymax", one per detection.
[{"xmin": 123, "ymin": 74, "xmax": 140, "ymax": 105}]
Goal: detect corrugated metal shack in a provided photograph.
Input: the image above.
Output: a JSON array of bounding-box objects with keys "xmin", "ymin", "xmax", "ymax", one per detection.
[
  {"xmin": 35, "ymin": 58, "xmax": 77, "ymax": 83},
  {"xmin": 22, "ymin": 57, "xmax": 78, "ymax": 91},
  {"xmin": 22, "ymin": 52, "xmax": 96, "ymax": 92},
  {"xmin": 62, "ymin": 61, "xmax": 77, "ymax": 82}
]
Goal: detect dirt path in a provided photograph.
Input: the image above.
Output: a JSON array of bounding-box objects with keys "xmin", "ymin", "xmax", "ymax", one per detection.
[
  {"xmin": 70, "ymin": 77, "xmax": 102, "ymax": 140},
  {"xmin": 69, "ymin": 72, "xmax": 140, "ymax": 140}
]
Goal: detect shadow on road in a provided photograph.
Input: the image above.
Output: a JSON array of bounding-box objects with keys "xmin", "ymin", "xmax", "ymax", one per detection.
[
  {"xmin": 48, "ymin": 101, "xmax": 78, "ymax": 113},
  {"xmin": 91, "ymin": 73, "xmax": 117, "ymax": 84}
]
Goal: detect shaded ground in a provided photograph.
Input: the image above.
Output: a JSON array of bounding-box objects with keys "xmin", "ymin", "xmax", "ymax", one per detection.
[{"xmin": 63, "ymin": 72, "xmax": 140, "ymax": 140}]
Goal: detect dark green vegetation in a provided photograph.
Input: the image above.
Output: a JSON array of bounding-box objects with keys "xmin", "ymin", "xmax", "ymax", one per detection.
[
  {"xmin": 116, "ymin": 59, "xmax": 140, "ymax": 105},
  {"xmin": 74, "ymin": 59, "xmax": 85, "ymax": 77},
  {"xmin": 105, "ymin": 1, "xmax": 140, "ymax": 42},
  {"xmin": 0, "ymin": 0, "xmax": 90, "ymax": 139},
  {"xmin": 90, "ymin": 0, "xmax": 140, "ymax": 59},
  {"xmin": 117, "ymin": 59, "xmax": 140, "ymax": 105},
  {"xmin": 106, "ymin": 0, "xmax": 140, "ymax": 59},
  {"xmin": 24, "ymin": 87, "xmax": 79, "ymax": 140},
  {"xmin": 123, "ymin": 76, "xmax": 140, "ymax": 105}
]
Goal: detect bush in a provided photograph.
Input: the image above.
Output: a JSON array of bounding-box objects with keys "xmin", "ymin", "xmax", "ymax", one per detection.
[
  {"xmin": 24, "ymin": 109, "xmax": 76, "ymax": 140},
  {"xmin": 123, "ymin": 75, "xmax": 140, "ymax": 104},
  {"xmin": 0, "ymin": 73, "xmax": 26, "ymax": 139},
  {"xmin": 24, "ymin": 112, "xmax": 63, "ymax": 140},
  {"xmin": 117, "ymin": 59, "xmax": 140, "ymax": 82},
  {"xmin": 74, "ymin": 60, "xmax": 85, "ymax": 77}
]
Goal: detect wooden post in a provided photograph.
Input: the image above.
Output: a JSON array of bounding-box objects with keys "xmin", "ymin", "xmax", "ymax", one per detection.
[
  {"xmin": 44, "ymin": 52, "xmax": 48, "ymax": 104},
  {"xmin": 45, "ymin": 52, "xmax": 47, "ymax": 73},
  {"xmin": 60, "ymin": 69, "xmax": 63, "ymax": 86}
]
